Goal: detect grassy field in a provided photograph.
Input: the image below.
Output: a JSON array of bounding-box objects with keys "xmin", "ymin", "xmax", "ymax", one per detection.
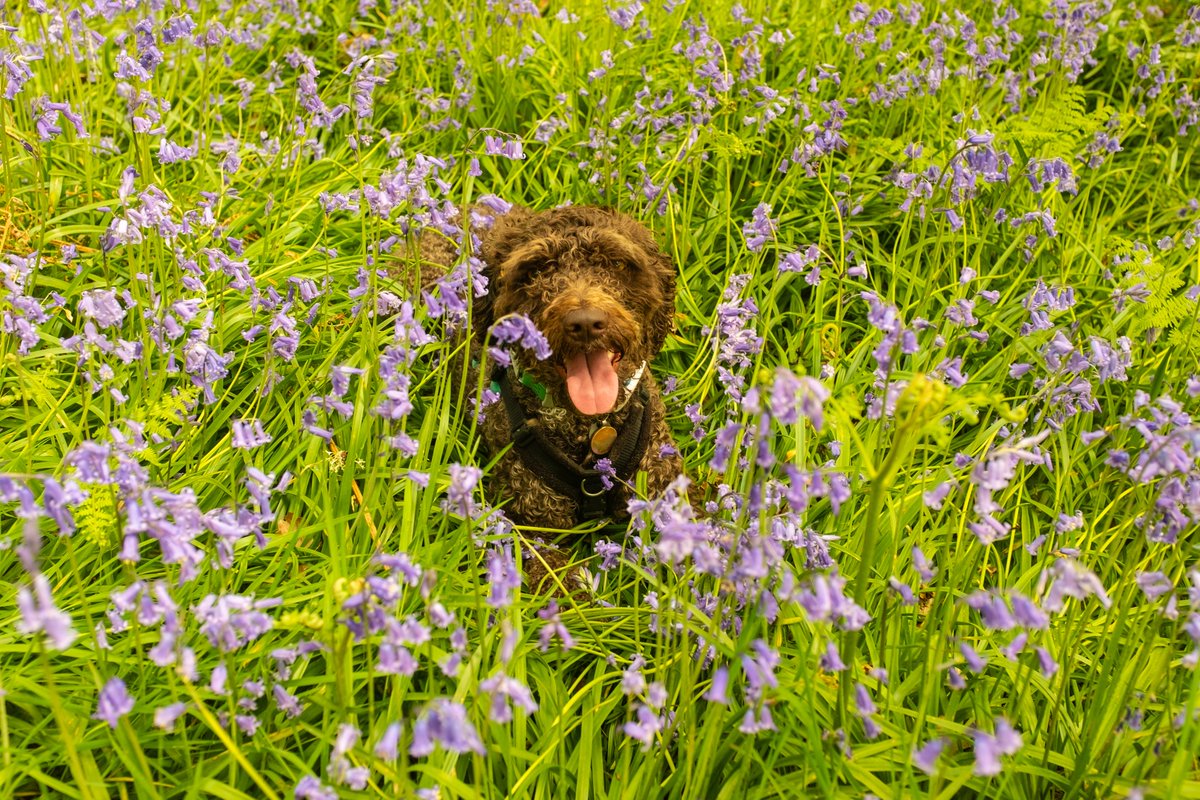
[{"xmin": 2, "ymin": 0, "xmax": 1200, "ymax": 797}]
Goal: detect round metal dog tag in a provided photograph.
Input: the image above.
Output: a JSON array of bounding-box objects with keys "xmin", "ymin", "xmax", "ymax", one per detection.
[{"xmin": 590, "ymin": 425, "xmax": 618, "ymax": 455}]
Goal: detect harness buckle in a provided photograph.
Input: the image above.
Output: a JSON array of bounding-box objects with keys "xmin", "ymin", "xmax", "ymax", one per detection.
[
  {"xmin": 581, "ymin": 475, "xmax": 607, "ymax": 497},
  {"xmin": 513, "ymin": 422, "xmax": 537, "ymax": 448}
]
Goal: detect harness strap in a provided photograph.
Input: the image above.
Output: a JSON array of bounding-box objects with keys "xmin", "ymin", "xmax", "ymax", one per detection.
[{"xmin": 494, "ymin": 366, "xmax": 651, "ymax": 523}]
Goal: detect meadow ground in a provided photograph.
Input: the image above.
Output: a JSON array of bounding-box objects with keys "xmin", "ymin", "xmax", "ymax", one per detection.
[{"xmin": 2, "ymin": 1, "xmax": 1200, "ymax": 798}]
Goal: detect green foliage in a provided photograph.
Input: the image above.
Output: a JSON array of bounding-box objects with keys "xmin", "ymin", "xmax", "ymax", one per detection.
[
  {"xmin": 1, "ymin": 1, "xmax": 1200, "ymax": 800},
  {"xmin": 999, "ymin": 85, "xmax": 1118, "ymax": 160}
]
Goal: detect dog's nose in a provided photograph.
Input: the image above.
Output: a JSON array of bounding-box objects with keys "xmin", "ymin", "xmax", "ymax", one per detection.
[{"xmin": 564, "ymin": 307, "xmax": 607, "ymax": 339}]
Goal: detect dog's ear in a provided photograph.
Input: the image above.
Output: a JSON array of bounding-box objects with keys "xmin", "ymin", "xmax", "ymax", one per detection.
[
  {"xmin": 473, "ymin": 205, "xmax": 533, "ymax": 345},
  {"xmin": 606, "ymin": 210, "xmax": 677, "ymax": 357}
]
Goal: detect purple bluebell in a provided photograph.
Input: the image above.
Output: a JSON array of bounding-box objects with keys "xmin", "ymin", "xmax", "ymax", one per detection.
[
  {"xmin": 294, "ymin": 776, "xmax": 338, "ymax": 800},
  {"xmin": 912, "ymin": 547, "xmax": 936, "ymax": 582},
  {"xmin": 624, "ymin": 703, "xmax": 664, "ymax": 748},
  {"xmin": 966, "ymin": 591, "xmax": 1016, "ymax": 630},
  {"xmin": 1036, "ymin": 647, "xmax": 1059, "ymax": 678},
  {"xmin": 889, "ymin": 577, "xmax": 916, "ymax": 605},
  {"xmin": 17, "ymin": 574, "xmax": 77, "ymax": 650},
  {"xmin": 481, "ymin": 672, "xmax": 539, "ymax": 723},
  {"xmin": 779, "ymin": 244, "xmax": 820, "ymax": 273},
  {"xmin": 738, "ymin": 704, "xmax": 776, "ymax": 734},
  {"xmin": 94, "ymin": 677, "xmax": 134, "ymax": 728},
  {"xmin": 1001, "ymin": 632, "xmax": 1028, "ymax": 661},
  {"xmin": 743, "ymin": 203, "xmax": 777, "ymax": 252},
  {"xmin": 193, "ymin": 594, "xmax": 277, "ymax": 652},
  {"xmin": 913, "ymin": 737, "xmax": 945, "ymax": 775},
  {"xmin": 607, "ymin": 1, "xmax": 643, "ymax": 29},
  {"xmin": 1043, "ymin": 558, "xmax": 1111, "ymax": 612},
  {"xmin": 444, "ymin": 464, "xmax": 481, "ymax": 517},
  {"xmin": 961, "ymin": 641, "xmax": 987, "ymax": 674},
  {"xmin": 78, "ymin": 289, "xmax": 126, "ymax": 329},
  {"xmin": 231, "ymin": 419, "xmax": 271, "ymax": 449},
  {"xmin": 704, "ymin": 666, "xmax": 729, "ymax": 704},
  {"xmin": 489, "ymin": 314, "xmax": 553, "ymax": 363},
  {"xmin": 154, "ymin": 702, "xmax": 188, "ymax": 730},
  {"xmin": 375, "ymin": 721, "xmax": 402, "ymax": 760},
  {"xmin": 41, "ymin": 477, "xmax": 84, "ymax": 535},
  {"xmin": 796, "ymin": 572, "xmax": 870, "ymax": 630},
  {"xmin": 1010, "ymin": 593, "xmax": 1049, "ymax": 629},
  {"xmin": 483, "ymin": 134, "xmax": 524, "ymax": 159},
  {"xmin": 923, "ymin": 481, "xmax": 952, "ymax": 509},
  {"xmin": 763, "ymin": 368, "xmax": 830, "ymax": 429},
  {"xmin": 820, "ymin": 640, "xmax": 846, "ymax": 671},
  {"xmin": 621, "ymin": 655, "xmax": 647, "ymax": 697},
  {"xmin": 210, "ymin": 663, "xmax": 228, "ymax": 696},
  {"xmin": 537, "ymin": 599, "xmax": 575, "ymax": 652},
  {"xmin": 273, "ymin": 685, "xmax": 303, "ymax": 718},
  {"xmin": 1136, "ymin": 572, "xmax": 1173, "ymax": 600},
  {"xmin": 741, "ymin": 640, "xmax": 779, "ymax": 703},
  {"xmin": 409, "ymin": 699, "xmax": 485, "ymax": 756},
  {"xmin": 236, "ymin": 715, "xmax": 260, "ymax": 736},
  {"xmin": 973, "ymin": 718, "xmax": 1022, "ymax": 776}
]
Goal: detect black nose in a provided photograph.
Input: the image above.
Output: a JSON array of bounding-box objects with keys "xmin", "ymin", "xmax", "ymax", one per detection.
[{"xmin": 564, "ymin": 307, "xmax": 607, "ymax": 339}]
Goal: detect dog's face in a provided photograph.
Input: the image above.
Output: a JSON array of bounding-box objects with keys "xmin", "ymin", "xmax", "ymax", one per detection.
[{"xmin": 474, "ymin": 206, "xmax": 676, "ymax": 417}]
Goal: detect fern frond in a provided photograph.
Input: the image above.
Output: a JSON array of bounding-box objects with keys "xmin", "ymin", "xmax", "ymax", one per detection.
[{"xmin": 999, "ymin": 85, "xmax": 1114, "ymax": 160}]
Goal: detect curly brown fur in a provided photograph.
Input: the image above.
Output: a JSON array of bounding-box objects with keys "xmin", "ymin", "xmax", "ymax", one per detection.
[
  {"xmin": 471, "ymin": 205, "xmax": 684, "ymax": 531},
  {"xmin": 420, "ymin": 204, "xmax": 687, "ymax": 591}
]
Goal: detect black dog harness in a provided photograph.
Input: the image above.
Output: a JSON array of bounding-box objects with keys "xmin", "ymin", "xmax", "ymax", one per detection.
[{"xmin": 493, "ymin": 365, "xmax": 652, "ymax": 523}]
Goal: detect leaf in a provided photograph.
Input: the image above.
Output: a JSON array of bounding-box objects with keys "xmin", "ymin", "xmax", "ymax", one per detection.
[{"xmin": 998, "ymin": 85, "xmax": 1115, "ymax": 160}]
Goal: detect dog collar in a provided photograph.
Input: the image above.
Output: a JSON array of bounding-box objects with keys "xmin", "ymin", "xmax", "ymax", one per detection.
[
  {"xmin": 492, "ymin": 365, "xmax": 653, "ymax": 525},
  {"xmin": 490, "ymin": 365, "xmax": 547, "ymax": 404}
]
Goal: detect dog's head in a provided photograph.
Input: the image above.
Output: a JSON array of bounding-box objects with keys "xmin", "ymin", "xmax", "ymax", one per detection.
[{"xmin": 474, "ymin": 205, "xmax": 676, "ymax": 417}]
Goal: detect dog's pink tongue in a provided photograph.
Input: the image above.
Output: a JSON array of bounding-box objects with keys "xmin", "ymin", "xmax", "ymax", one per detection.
[{"xmin": 565, "ymin": 351, "xmax": 619, "ymax": 415}]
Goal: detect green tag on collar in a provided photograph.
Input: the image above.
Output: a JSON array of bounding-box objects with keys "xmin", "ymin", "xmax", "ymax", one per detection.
[{"xmin": 519, "ymin": 371, "xmax": 547, "ymax": 402}]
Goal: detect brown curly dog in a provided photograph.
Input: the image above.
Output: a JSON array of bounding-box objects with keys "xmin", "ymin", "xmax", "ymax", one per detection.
[{"xmin": 447, "ymin": 204, "xmax": 686, "ymax": 590}]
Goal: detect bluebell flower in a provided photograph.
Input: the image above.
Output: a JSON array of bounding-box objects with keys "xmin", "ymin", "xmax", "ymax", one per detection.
[
  {"xmin": 17, "ymin": 574, "xmax": 77, "ymax": 650},
  {"xmin": 294, "ymin": 775, "xmax": 338, "ymax": 800},
  {"xmin": 704, "ymin": 666, "xmax": 729, "ymax": 704},
  {"xmin": 742, "ymin": 203, "xmax": 776, "ymax": 252},
  {"xmin": 488, "ymin": 314, "xmax": 552, "ymax": 362},
  {"xmin": 624, "ymin": 703, "xmax": 664, "ymax": 748},
  {"xmin": 960, "ymin": 641, "xmax": 987, "ymax": 674},
  {"xmin": 231, "ymin": 419, "xmax": 272, "ymax": 450},
  {"xmin": 537, "ymin": 600, "xmax": 575, "ymax": 652},
  {"xmin": 94, "ymin": 677, "xmax": 134, "ymax": 729},
  {"xmin": 820, "ymin": 640, "xmax": 846, "ymax": 672},
  {"xmin": 194, "ymin": 594, "xmax": 278, "ymax": 652},
  {"xmin": 480, "ymin": 672, "xmax": 539, "ymax": 723},
  {"xmin": 409, "ymin": 699, "xmax": 485, "ymax": 756},
  {"xmin": 375, "ymin": 721, "xmax": 402, "ymax": 761},
  {"xmin": 78, "ymin": 289, "xmax": 126, "ymax": 329},
  {"xmin": 274, "ymin": 685, "xmax": 303, "ymax": 718},
  {"xmin": 912, "ymin": 737, "xmax": 946, "ymax": 775},
  {"xmin": 154, "ymin": 702, "xmax": 188, "ymax": 730},
  {"xmin": 796, "ymin": 572, "xmax": 870, "ymax": 630},
  {"xmin": 973, "ymin": 718, "xmax": 1022, "ymax": 776},
  {"xmin": 1001, "ymin": 632, "xmax": 1028, "ymax": 661},
  {"xmin": 483, "ymin": 134, "xmax": 524, "ymax": 159},
  {"xmin": 1043, "ymin": 558, "xmax": 1111, "ymax": 612},
  {"xmin": 912, "ymin": 546, "xmax": 936, "ymax": 582},
  {"xmin": 966, "ymin": 591, "xmax": 1016, "ymax": 630}
]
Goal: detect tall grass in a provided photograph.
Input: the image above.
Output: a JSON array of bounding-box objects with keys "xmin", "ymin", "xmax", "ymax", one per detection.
[{"xmin": 2, "ymin": 0, "xmax": 1199, "ymax": 797}]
